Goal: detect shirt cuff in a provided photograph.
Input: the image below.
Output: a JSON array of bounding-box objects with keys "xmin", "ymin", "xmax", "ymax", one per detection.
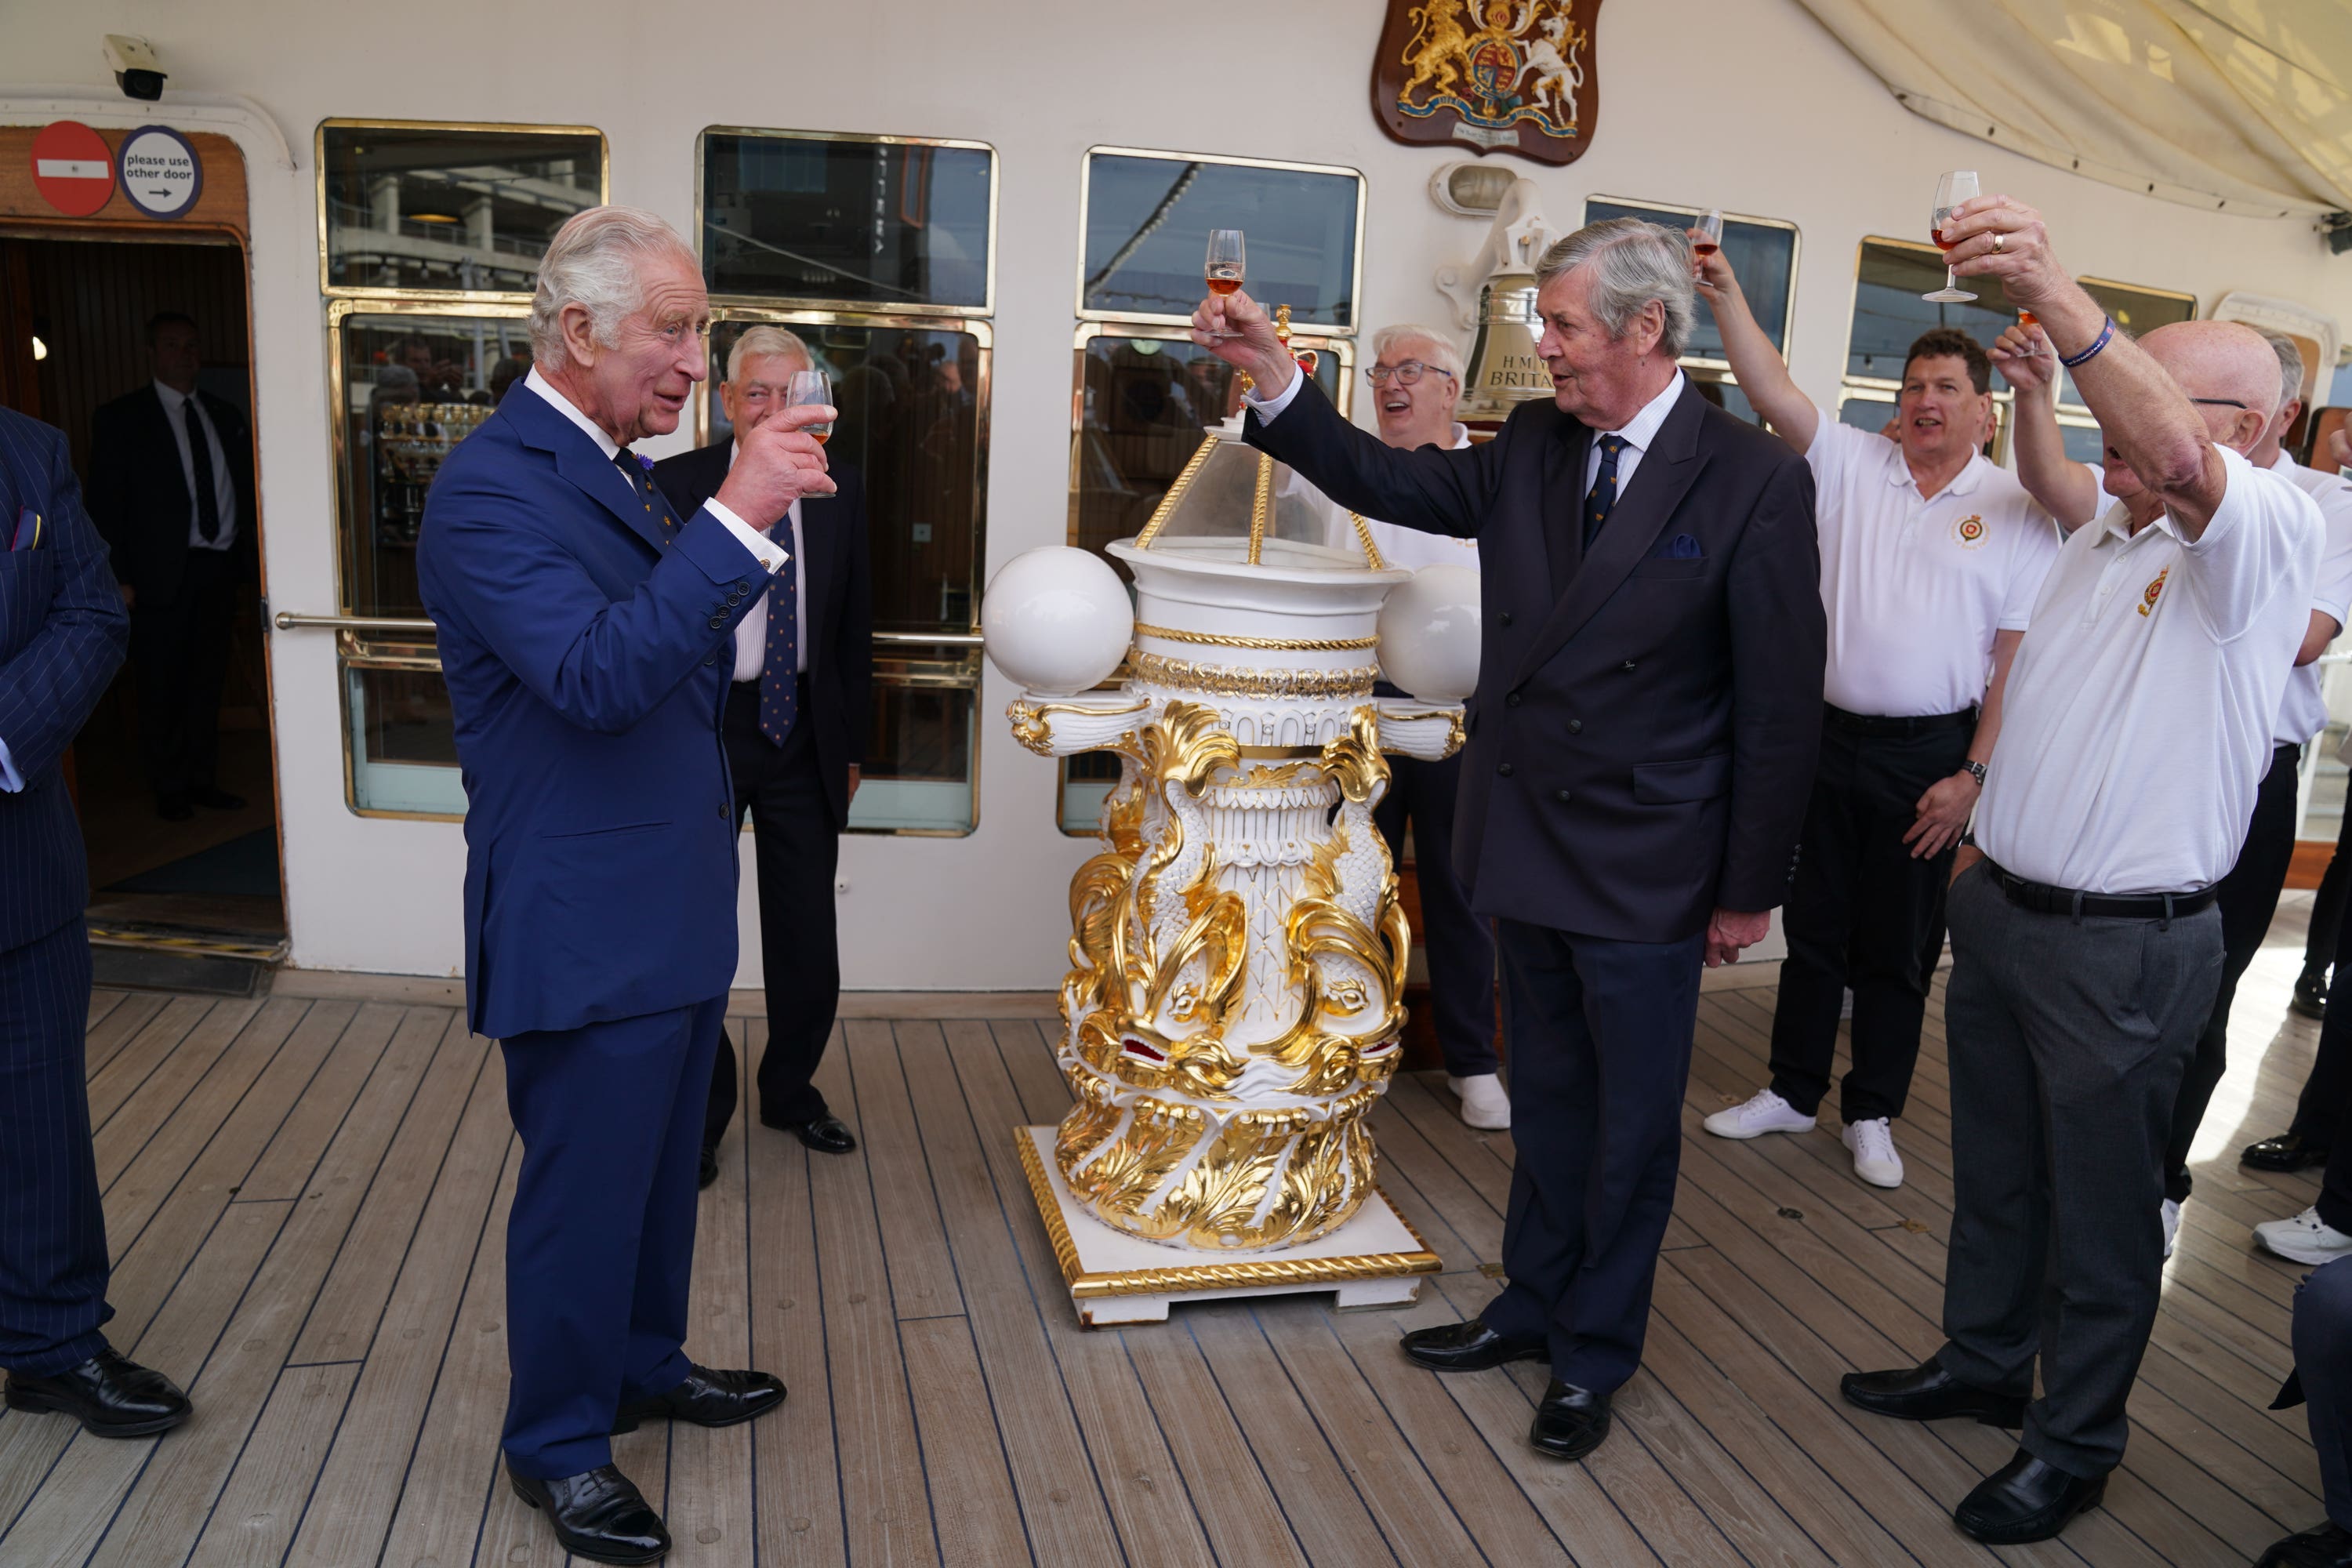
[
  {"xmin": 1241, "ymin": 370, "xmax": 1306, "ymax": 423},
  {"xmin": 704, "ymin": 497, "xmax": 790, "ymax": 575},
  {"xmin": 0, "ymin": 737, "xmax": 20, "ymax": 793}
]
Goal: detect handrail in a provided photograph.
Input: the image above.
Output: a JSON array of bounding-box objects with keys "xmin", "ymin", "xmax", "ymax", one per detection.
[{"xmin": 274, "ymin": 612, "xmax": 984, "ymax": 649}]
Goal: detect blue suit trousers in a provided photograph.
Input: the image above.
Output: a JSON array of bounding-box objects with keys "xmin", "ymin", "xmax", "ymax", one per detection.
[
  {"xmin": 0, "ymin": 918, "xmax": 113, "ymax": 1374},
  {"xmin": 499, "ymin": 995, "xmax": 725, "ymax": 1478}
]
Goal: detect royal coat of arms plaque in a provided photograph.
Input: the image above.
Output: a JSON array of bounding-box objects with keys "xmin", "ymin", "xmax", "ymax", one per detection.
[{"xmin": 1370, "ymin": 0, "xmax": 1602, "ymax": 165}]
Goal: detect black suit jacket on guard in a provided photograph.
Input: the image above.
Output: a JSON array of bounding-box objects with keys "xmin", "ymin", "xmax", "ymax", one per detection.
[
  {"xmin": 652, "ymin": 441, "xmax": 873, "ymax": 829},
  {"xmin": 86, "ymin": 385, "xmax": 260, "ymax": 606},
  {"xmin": 1246, "ymin": 377, "xmax": 1824, "ymax": 943}
]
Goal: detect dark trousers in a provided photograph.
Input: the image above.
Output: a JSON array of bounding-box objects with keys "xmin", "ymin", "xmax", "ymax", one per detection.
[
  {"xmin": 0, "ymin": 919, "xmax": 112, "ymax": 1376},
  {"xmin": 1768, "ymin": 713, "xmax": 1973, "ymax": 1123},
  {"xmin": 128, "ymin": 546, "xmax": 236, "ymax": 800},
  {"xmin": 1374, "ymin": 750, "xmax": 1498, "ymax": 1079},
  {"xmin": 499, "ymin": 995, "xmax": 724, "ymax": 1479},
  {"xmin": 2166, "ymin": 742, "xmax": 2303, "ymax": 1201},
  {"xmin": 2292, "ymin": 1256, "xmax": 2352, "ymax": 1527},
  {"xmin": 1477, "ymin": 917, "xmax": 1704, "ymax": 1395},
  {"xmin": 2303, "ymin": 796, "xmax": 2352, "ymax": 977},
  {"xmin": 1936, "ymin": 863, "xmax": 2222, "ymax": 1476},
  {"xmin": 706, "ymin": 681, "xmax": 839, "ymax": 1148},
  {"xmin": 2295, "ymin": 958, "xmax": 2352, "ymax": 1152}
]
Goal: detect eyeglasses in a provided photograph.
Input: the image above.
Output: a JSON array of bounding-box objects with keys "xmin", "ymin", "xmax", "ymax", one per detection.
[
  {"xmin": 1366, "ymin": 361, "xmax": 1454, "ymax": 387},
  {"xmin": 2190, "ymin": 397, "xmax": 2251, "ymax": 410}
]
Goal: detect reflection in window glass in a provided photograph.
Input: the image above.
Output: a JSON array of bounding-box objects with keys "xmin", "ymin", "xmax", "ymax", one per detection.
[
  {"xmin": 1837, "ymin": 394, "xmax": 1897, "ymax": 437},
  {"xmin": 321, "ymin": 125, "xmax": 601, "ymax": 293},
  {"xmin": 347, "ymin": 666, "xmax": 464, "ymax": 815},
  {"xmin": 1585, "ymin": 200, "xmax": 1796, "ymax": 357},
  {"xmin": 1082, "ymin": 153, "xmax": 1360, "ymax": 327},
  {"xmin": 1847, "ymin": 241, "xmax": 2027, "ymax": 382},
  {"xmin": 336, "ymin": 312, "xmax": 533, "ymax": 619},
  {"xmin": 701, "ymin": 133, "xmax": 993, "ymax": 310},
  {"xmin": 2061, "ymin": 423, "xmax": 2107, "ymax": 464}
]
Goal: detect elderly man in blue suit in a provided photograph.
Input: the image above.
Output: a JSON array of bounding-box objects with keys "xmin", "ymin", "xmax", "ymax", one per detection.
[
  {"xmin": 0, "ymin": 405, "xmax": 193, "ymax": 1439},
  {"xmin": 417, "ymin": 205, "xmax": 833, "ymax": 1566}
]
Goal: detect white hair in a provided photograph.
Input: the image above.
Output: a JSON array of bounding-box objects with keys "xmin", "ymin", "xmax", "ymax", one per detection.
[
  {"xmin": 1535, "ymin": 217, "xmax": 1696, "ymax": 361},
  {"xmin": 1369, "ymin": 324, "xmax": 1465, "ymax": 380},
  {"xmin": 528, "ymin": 205, "xmax": 698, "ymax": 369},
  {"xmin": 2263, "ymin": 332, "xmax": 2307, "ymax": 416},
  {"xmin": 728, "ymin": 325, "xmax": 814, "ymax": 383}
]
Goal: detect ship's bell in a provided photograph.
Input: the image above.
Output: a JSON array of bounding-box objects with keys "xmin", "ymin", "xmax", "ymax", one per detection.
[{"xmin": 1457, "ymin": 270, "xmax": 1550, "ymax": 427}]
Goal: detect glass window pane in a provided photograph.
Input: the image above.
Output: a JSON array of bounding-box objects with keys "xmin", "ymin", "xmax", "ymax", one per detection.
[
  {"xmin": 346, "ymin": 666, "xmax": 464, "ymax": 815},
  {"xmin": 1837, "ymin": 391, "xmax": 1897, "ymax": 435},
  {"xmin": 850, "ymin": 677, "xmax": 978, "ymax": 834},
  {"xmin": 337, "ymin": 311, "xmax": 532, "ymax": 619},
  {"xmin": 1082, "ymin": 153, "xmax": 1360, "ymax": 328},
  {"xmin": 2054, "ymin": 281, "xmax": 2197, "ymax": 406},
  {"xmin": 2061, "ymin": 422, "xmax": 2107, "ymax": 463},
  {"xmin": 1847, "ymin": 239, "xmax": 2025, "ymax": 382},
  {"xmin": 701, "ymin": 133, "xmax": 993, "ymax": 310},
  {"xmin": 1585, "ymin": 200, "xmax": 1796, "ymax": 356},
  {"xmin": 321, "ymin": 125, "xmax": 602, "ymax": 294}
]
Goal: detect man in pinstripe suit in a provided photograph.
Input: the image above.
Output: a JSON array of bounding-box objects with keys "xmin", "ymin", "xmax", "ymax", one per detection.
[{"xmin": 0, "ymin": 405, "xmax": 193, "ymax": 1437}]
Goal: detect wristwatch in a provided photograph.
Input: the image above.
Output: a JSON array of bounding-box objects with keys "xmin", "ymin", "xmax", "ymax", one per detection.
[{"xmin": 1960, "ymin": 760, "xmax": 1987, "ymax": 786}]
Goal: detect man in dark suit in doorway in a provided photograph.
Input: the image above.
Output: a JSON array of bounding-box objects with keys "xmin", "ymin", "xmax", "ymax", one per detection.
[
  {"xmin": 655, "ymin": 326, "xmax": 873, "ymax": 1181},
  {"xmin": 1195, "ymin": 217, "xmax": 1824, "ymax": 1463},
  {"xmin": 87, "ymin": 311, "xmax": 258, "ymax": 822}
]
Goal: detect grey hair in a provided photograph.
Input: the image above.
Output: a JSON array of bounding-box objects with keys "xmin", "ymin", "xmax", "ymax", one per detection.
[
  {"xmin": 1369, "ymin": 323, "xmax": 1465, "ymax": 380},
  {"xmin": 728, "ymin": 325, "xmax": 814, "ymax": 383},
  {"xmin": 1534, "ymin": 217, "xmax": 1695, "ymax": 361},
  {"xmin": 528, "ymin": 205, "xmax": 698, "ymax": 369},
  {"xmin": 2262, "ymin": 332, "xmax": 2307, "ymax": 416}
]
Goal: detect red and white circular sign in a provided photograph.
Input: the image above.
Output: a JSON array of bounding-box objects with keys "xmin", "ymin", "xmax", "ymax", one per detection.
[{"xmin": 30, "ymin": 121, "xmax": 114, "ymax": 216}]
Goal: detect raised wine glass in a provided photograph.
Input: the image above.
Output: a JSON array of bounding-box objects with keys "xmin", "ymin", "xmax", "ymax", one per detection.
[
  {"xmin": 1925, "ymin": 171, "xmax": 1978, "ymax": 303},
  {"xmin": 786, "ymin": 368, "xmax": 832, "ymax": 445},
  {"xmin": 1691, "ymin": 209, "xmax": 1724, "ymax": 276},
  {"xmin": 1203, "ymin": 229, "xmax": 1246, "ymax": 339}
]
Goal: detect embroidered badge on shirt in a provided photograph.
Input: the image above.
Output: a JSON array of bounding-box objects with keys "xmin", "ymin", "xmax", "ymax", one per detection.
[
  {"xmin": 1951, "ymin": 514, "xmax": 1987, "ymax": 548},
  {"xmin": 2138, "ymin": 566, "xmax": 2169, "ymax": 617}
]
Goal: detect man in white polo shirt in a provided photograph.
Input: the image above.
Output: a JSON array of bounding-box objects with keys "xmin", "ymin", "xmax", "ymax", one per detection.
[
  {"xmin": 1695, "ymin": 260, "xmax": 2060, "ymax": 1192},
  {"xmin": 1840, "ymin": 194, "xmax": 2321, "ymax": 1547}
]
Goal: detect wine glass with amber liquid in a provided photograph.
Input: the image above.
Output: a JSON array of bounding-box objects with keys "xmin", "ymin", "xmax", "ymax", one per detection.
[{"xmin": 1203, "ymin": 229, "xmax": 1246, "ymax": 339}]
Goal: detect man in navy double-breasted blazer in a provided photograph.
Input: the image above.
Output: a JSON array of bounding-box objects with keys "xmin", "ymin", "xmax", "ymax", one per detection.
[
  {"xmin": 416, "ymin": 207, "xmax": 833, "ymax": 1566},
  {"xmin": 0, "ymin": 405, "xmax": 194, "ymax": 1439},
  {"xmin": 1196, "ymin": 218, "xmax": 1824, "ymax": 1465}
]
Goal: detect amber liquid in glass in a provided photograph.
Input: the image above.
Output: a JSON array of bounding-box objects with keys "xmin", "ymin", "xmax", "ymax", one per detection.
[{"xmin": 1206, "ymin": 269, "xmax": 1243, "ymax": 296}]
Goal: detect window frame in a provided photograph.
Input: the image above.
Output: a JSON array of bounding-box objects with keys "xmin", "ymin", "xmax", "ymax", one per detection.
[
  {"xmin": 1578, "ymin": 194, "xmax": 1802, "ymax": 376},
  {"xmin": 694, "ymin": 125, "xmax": 1000, "ymax": 319},
  {"xmin": 314, "ymin": 118, "xmax": 609, "ymax": 303},
  {"xmin": 1074, "ymin": 145, "xmax": 1368, "ymax": 335}
]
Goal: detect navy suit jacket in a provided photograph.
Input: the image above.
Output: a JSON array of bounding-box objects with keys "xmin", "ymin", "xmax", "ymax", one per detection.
[
  {"xmin": 0, "ymin": 408, "xmax": 131, "ymax": 954},
  {"xmin": 416, "ymin": 386, "xmax": 779, "ymax": 1040},
  {"xmin": 1246, "ymin": 377, "xmax": 1824, "ymax": 943}
]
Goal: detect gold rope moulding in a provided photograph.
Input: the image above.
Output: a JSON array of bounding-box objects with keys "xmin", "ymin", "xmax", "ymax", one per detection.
[
  {"xmin": 1127, "ymin": 650, "xmax": 1378, "ymax": 699},
  {"xmin": 1132, "ymin": 622, "xmax": 1380, "ymax": 652}
]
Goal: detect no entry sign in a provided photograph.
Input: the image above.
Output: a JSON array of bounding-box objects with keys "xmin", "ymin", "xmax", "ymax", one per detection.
[{"xmin": 30, "ymin": 121, "xmax": 114, "ymax": 216}]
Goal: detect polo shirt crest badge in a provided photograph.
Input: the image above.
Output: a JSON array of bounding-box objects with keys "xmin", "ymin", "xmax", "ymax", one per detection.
[
  {"xmin": 2137, "ymin": 566, "xmax": 2169, "ymax": 617},
  {"xmin": 1951, "ymin": 514, "xmax": 1987, "ymax": 548}
]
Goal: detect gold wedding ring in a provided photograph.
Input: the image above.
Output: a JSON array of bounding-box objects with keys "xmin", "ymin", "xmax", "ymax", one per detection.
[{"xmin": 1991, "ymin": 231, "xmax": 2006, "ymax": 253}]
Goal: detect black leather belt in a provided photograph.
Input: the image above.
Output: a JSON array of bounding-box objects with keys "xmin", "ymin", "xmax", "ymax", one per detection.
[
  {"xmin": 1981, "ymin": 857, "xmax": 2216, "ymax": 925},
  {"xmin": 1824, "ymin": 702, "xmax": 1977, "ymax": 736}
]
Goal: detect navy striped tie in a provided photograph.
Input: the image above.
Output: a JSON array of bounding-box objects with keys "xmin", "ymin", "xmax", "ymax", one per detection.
[{"xmin": 760, "ymin": 521, "xmax": 798, "ymax": 746}]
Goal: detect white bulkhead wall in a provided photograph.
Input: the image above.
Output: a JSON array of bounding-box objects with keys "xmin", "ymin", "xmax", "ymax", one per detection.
[{"xmin": 9, "ymin": 0, "xmax": 2348, "ymax": 988}]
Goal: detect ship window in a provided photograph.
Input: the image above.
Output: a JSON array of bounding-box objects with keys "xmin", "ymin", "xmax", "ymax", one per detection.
[
  {"xmin": 1581, "ymin": 197, "xmax": 1798, "ymax": 360},
  {"xmin": 319, "ymin": 122, "xmax": 604, "ymax": 298}
]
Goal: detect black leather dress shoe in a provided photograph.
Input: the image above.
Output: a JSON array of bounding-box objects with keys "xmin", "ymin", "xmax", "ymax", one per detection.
[
  {"xmin": 4, "ymin": 1348, "xmax": 192, "ymax": 1437},
  {"xmin": 697, "ymin": 1145, "xmax": 720, "ymax": 1191},
  {"xmin": 2256, "ymin": 1520, "xmax": 2352, "ymax": 1566},
  {"xmin": 1399, "ymin": 1319, "xmax": 1547, "ymax": 1373},
  {"xmin": 1954, "ymin": 1448, "xmax": 2107, "ymax": 1544},
  {"xmin": 613, "ymin": 1364, "xmax": 786, "ymax": 1433},
  {"xmin": 508, "ymin": 1464, "xmax": 670, "ymax": 1565},
  {"xmin": 191, "ymin": 787, "xmax": 247, "ymax": 811},
  {"xmin": 1529, "ymin": 1380, "xmax": 1612, "ymax": 1461},
  {"xmin": 2293, "ymin": 967, "xmax": 2330, "ymax": 1021},
  {"xmin": 1840, "ymin": 1360, "xmax": 2025, "ymax": 1427},
  {"xmin": 768, "ymin": 1113, "xmax": 856, "ymax": 1155},
  {"xmin": 2244, "ymin": 1131, "xmax": 2334, "ymax": 1173}
]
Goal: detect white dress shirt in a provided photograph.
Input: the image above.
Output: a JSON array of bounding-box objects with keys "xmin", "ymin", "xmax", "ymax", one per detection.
[
  {"xmin": 152, "ymin": 379, "xmax": 239, "ymax": 551},
  {"xmin": 1974, "ymin": 444, "xmax": 2321, "ymax": 893},
  {"xmin": 2267, "ymin": 448, "xmax": 2352, "ymax": 746},
  {"xmin": 522, "ymin": 368, "xmax": 788, "ymax": 579},
  {"xmin": 725, "ymin": 441, "xmax": 808, "ymax": 681},
  {"xmin": 1353, "ymin": 423, "xmax": 1481, "ymax": 570},
  {"xmin": 1803, "ymin": 413, "xmax": 2062, "ymax": 717}
]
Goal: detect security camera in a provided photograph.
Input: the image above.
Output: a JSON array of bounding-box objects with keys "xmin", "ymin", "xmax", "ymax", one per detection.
[{"xmin": 102, "ymin": 35, "xmax": 167, "ymax": 102}]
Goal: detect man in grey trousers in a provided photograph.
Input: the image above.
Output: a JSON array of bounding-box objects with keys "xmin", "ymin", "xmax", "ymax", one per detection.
[{"xmin": 1838, "ymin": 194, "xmax": 2321, "ymax": 1545}]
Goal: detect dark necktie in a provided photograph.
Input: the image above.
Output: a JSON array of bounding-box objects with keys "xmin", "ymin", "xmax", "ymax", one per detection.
[
  {"xmin": 760, "ymin": 515, "xmax": 799, "ymax": 746},
  {"xmin": 185, "ymin": 398, "xmax": 221, "ymax": 543},
  {"xmin": 1583, "ymin": 434, "xmax": 1629, "ymax": 552},
  {"xmin": 611, "ymin": 446, "xmax": 678, "ymax": 543}
]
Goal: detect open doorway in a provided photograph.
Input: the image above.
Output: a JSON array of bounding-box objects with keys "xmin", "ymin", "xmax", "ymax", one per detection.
[{"xmin": 0, "ymin": 232, "xmax": 284, "ymax": 957}]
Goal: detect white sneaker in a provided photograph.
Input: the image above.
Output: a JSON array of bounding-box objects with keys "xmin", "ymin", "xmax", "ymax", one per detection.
[
  {"xmin": 1842, "ymin": 1117, "xmax": 1904, "ymax": 1189},
  {"xmin": 1703, "ymin": 1087, "xmax": 1817, "ymax": 1140},
  {"xmin": 2161, "ymin": 1198, "xmax": 2180, "ymax": 1259},
  {"xmin": 1447, "ymin": 1073, "xmax": 1512, "ymax": 1131},
  {"xmin": 2252, "ymin": 1206, "xmax": 2352, "ymax": 1265}
]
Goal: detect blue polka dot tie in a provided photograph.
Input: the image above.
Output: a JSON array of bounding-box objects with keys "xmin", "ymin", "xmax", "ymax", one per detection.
[
  {"xmin": 1583, "ymin": 434, "xmax": 1629, "ymax": 552},
  {"xmin": 760, "ymin": 520, "xmax": 798, "ymax": 746}
]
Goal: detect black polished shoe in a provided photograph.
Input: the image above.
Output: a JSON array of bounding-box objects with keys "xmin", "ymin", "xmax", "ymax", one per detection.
[
  {"xmin": 768, "ymin": 1113, "xmax": 857, "ymax": 1155},
  {"xmin": 2244, "ymin": 1131, "xmax": 2334, "ymax": 1174},
  {"xmin": 2256, "ymin": 1520, "xmax": 2352, "ymax": 1566},
  {"xmin": 507, "ymin": 1464, "xmax": 670, "ymax": 1565},
  {"xmin": 4, "ymin": 1348, "xmax": 192, "ymax": 1438},
  {"xmin": 2293, "ymin": 967, "xmax": 2331, "ymax": 1021},
  {"xmin": 613, "ymin": 1363, "xmax": 785, "ymax": 1433},
  {"xmin": 156, "ymin": 793, "xmax": 192, "ymax": 822},
  {"xmin": 191, "ymin": 787, "xmax": 247, "ymax": 811},
  {"xmin": 697, "ymin": 1144, "xmax": 720, "ymax": 1191},
  {"xmin": 1954, "ymin": 1448, "xmax": 2107, "ymax": 1544},
  {"xmin": 1840, "ymin": 1360, "xmax": 2025, "ymax": 1427},
  {"xmin": 1399, "ymin": 1319, "xmax": 1548, "ymax": 1373},
  {"xmin": 1529, "ymin": 1380, "xmax": 1612, "ymax": 1461}
]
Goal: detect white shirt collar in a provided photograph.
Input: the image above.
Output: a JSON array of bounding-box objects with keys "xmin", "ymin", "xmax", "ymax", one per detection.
[
  {"xmin": 1449, "ymin": 422, "xmax": 1472, "ymax": 450},
  {"xmin": 525, "ymin": 365, "xmax": 621, "ymax": 461},
  {"xmin": 1886, "ymin": 447, "xmax": 1991, "ymax": 499},
  {"xmin": 154, "ymin": 379, "xmax": 193, "ymax": 414},
  {"xmin": 1599, "ymin": 368, "xmax": 1684, "ymax": 451},
  {"xmin": 2268, "ymin": 448, "xmax": 2296, "ymax": 475}
]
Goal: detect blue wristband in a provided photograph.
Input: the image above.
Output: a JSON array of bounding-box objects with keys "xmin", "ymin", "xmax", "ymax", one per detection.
[{"xmin": 2059, "ymin": 317, "xmax": 2115, "ymax": 370}]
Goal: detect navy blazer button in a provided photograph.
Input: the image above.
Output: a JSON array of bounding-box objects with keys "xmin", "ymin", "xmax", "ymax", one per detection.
[
  {"xmin": 1566, "ymin": 719, "xmax": 1583, "ymax": 734},
  {"xmin": 718, "ymin": 803, "xmax": 729, "ymax": 818},
  {"xmin": 736, "ymin": 579, "xmax": 750, "ymax": 592},
  {"xmin": 1498, "ymin": 611, "xmax": 1514, "ymax": 627},
  {"xmin": 1506, "ymin": 692, "xmax": 1522, "ymax": 708},
  {"xmin": 1557, "ymin": 789, "xmax": 1573, "ymax": 803},
  {"xmin": 1621, "ymin": 660, "xmax": 1637, "ymax": 672},
  {"xmin": 709, "ymin": 615, "xmax": 728, "ymax": 629},
  {"xmin": 1498, "ymin": 762, "xmax": 1514, "ymax": 777}
]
